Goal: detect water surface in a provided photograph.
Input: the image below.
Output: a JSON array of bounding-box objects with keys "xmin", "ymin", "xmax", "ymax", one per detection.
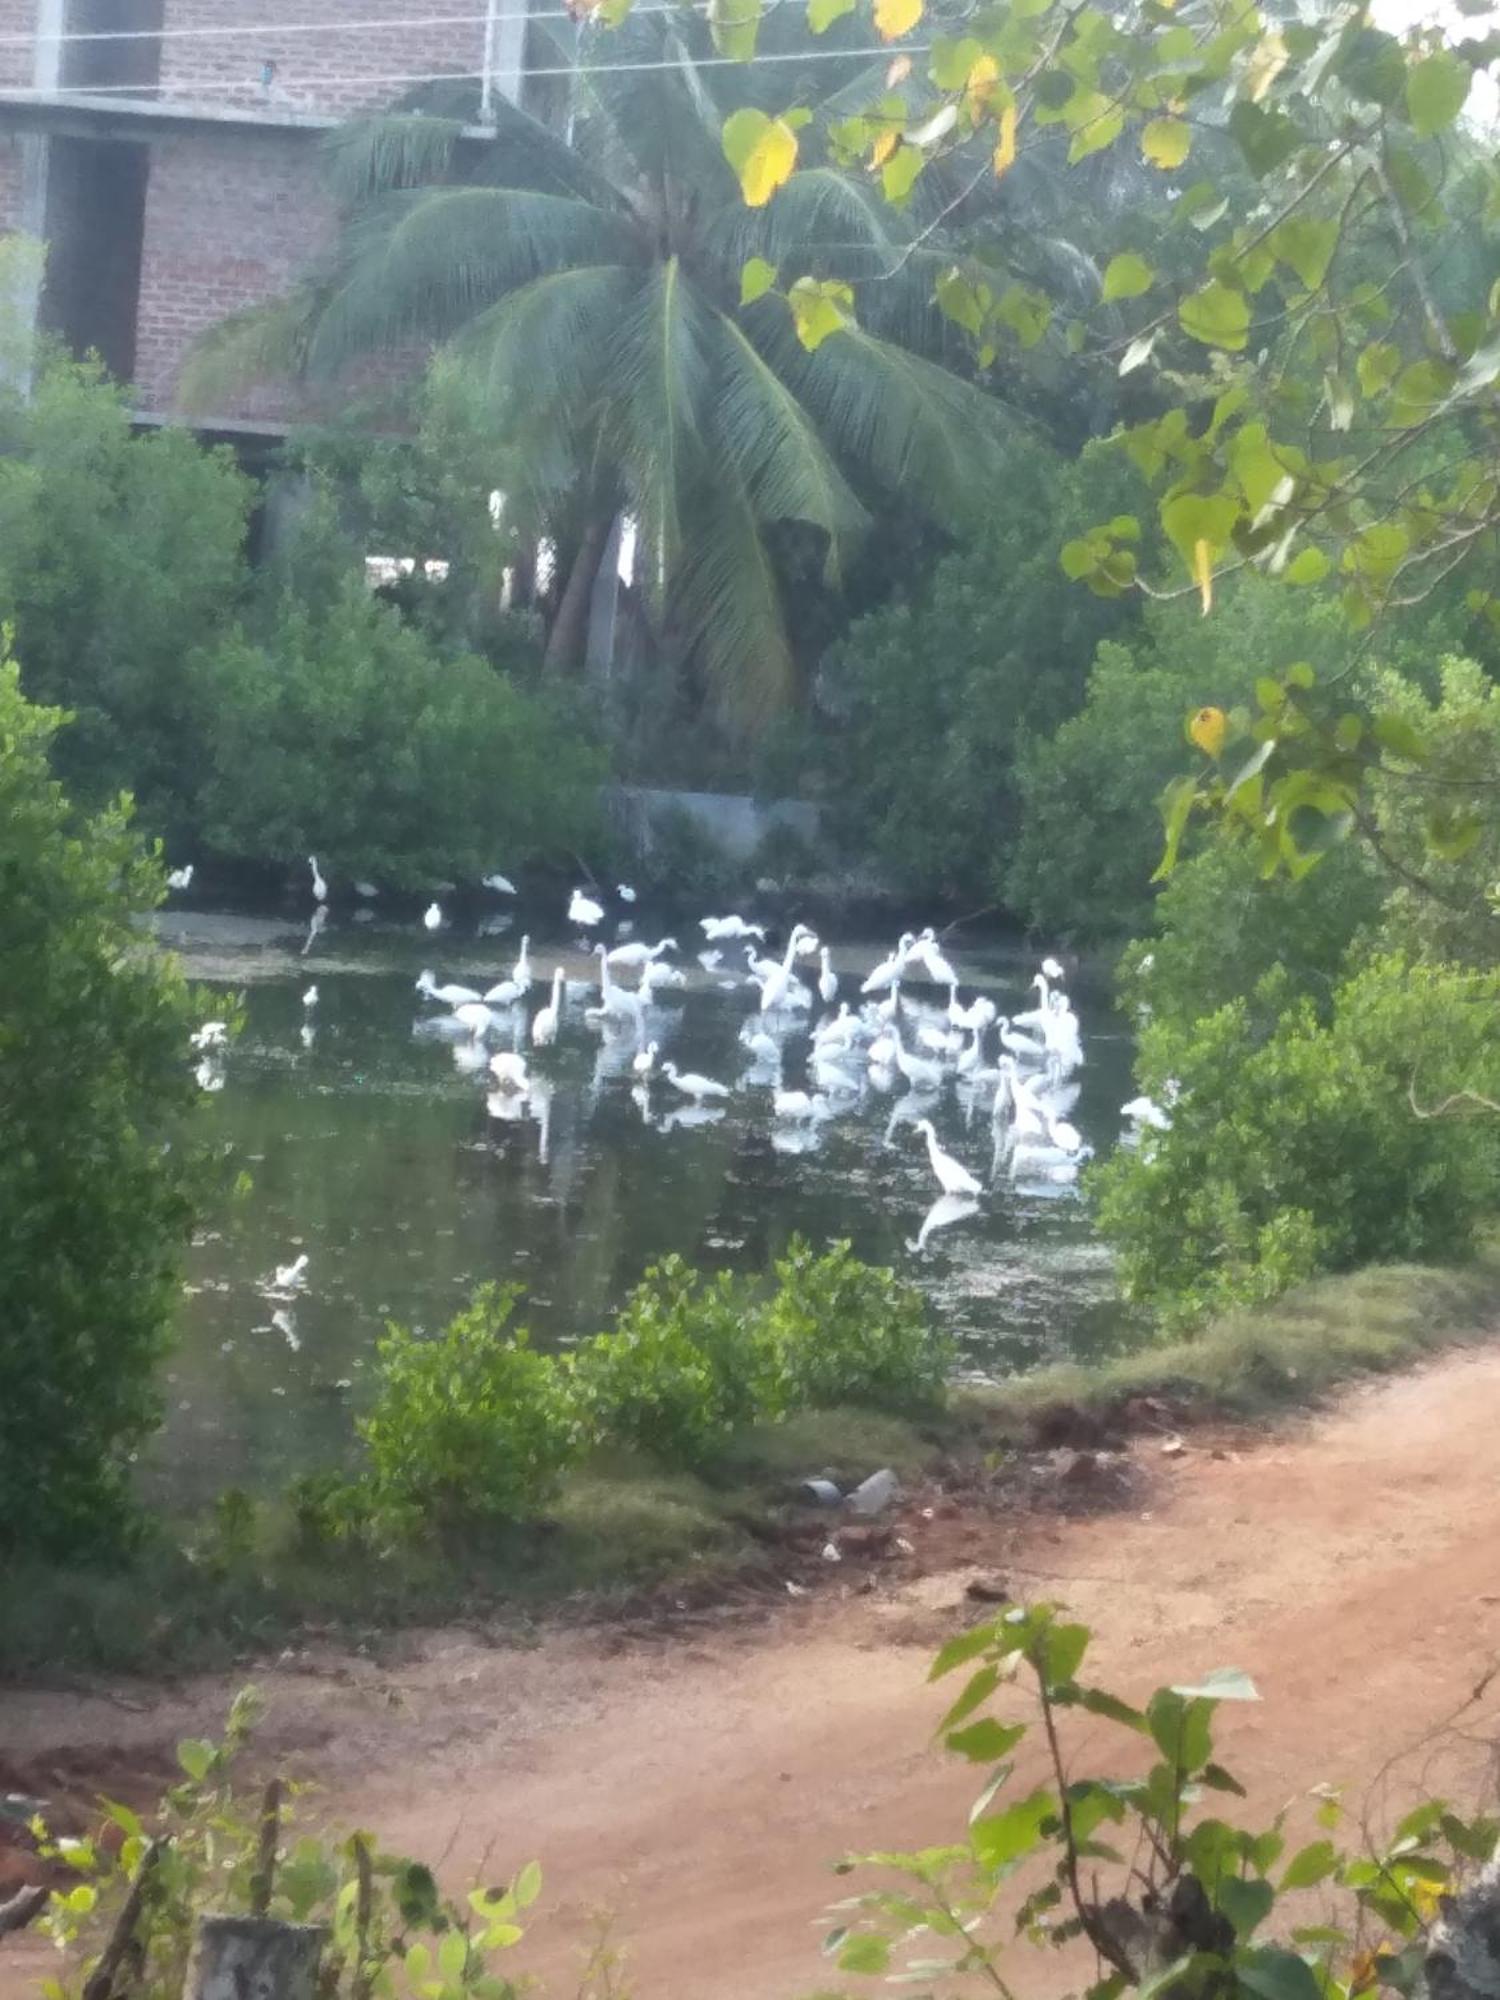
[{"xmin": 153, "ymin": 907, "xmax": 1134, "ymax": 1509}]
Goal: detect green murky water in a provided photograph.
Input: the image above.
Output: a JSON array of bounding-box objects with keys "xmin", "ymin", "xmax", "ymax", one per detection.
[{"xmin": 150, "ymin": 906, "xmax": 1134, "ymax": 1509}]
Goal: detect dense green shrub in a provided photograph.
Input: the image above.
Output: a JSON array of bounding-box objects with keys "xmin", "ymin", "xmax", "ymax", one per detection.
[
  {"xmin": 0, "ymin": 659, "xmax": 217, "ymax": 1560},
  {"xmin": 761, "ymin": 1238, "xmax": 948, "ymax": 1412},
  {"xmin": 1008, "ymin": 581, "xmax": 1483, "ymax": 940},
  {"xmin": 0, "ymin": 357, "xmax": 250, "ymax": 833},
  {"xmin": 1365, "ymin": 656, "xmax": 1500, "ymax": 969},
  {"xmin": 815, "ymin": 445, "xmax": 1133, "ymax": 903},
  {"xmin": 1092, "ymin": 954, "xmax": 1500, "ymax": 1326},
  {"xmin": 569, "ymin": 1258, "xmax": 777, "ymax": 1465},
  {"xmin": 360, "ymin": 1286, "xmax": 581, "ymax": 1531},
  {"xmin": 1117, "ymin": 838, "xmax": 1384, "ymax": 1036},
  {"xmin": 193, "ymin": 581, "xmax": 604, "ymax": 888}
]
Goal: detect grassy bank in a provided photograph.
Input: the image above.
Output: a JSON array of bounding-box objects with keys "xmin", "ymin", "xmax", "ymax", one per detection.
[
  {"xmin": 975, "ymin": 1247, "xmax": 1500, "ymax": 1426},
  {"xmin": 5, "ymin": 1255, "xmax": 1499, "ymax": 1682}
]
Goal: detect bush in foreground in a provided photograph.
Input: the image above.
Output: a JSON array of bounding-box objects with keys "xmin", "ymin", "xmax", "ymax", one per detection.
[
  {"xmin": 0, "ymin": 658, "xmax": 219, "ymax": 1561},
  {"xmin": 1092, "ymin": 953, "xmax": 1500, "ymax": 1327},
  {"xmin": 341, "ymin": 1240, "xmax": 948, "ymax": 1536}
]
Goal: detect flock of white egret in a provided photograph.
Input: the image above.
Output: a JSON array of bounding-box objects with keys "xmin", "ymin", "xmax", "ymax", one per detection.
[{"xmin": 181, "ymin": 858, "xmax": 1173, "ymax": 1294}]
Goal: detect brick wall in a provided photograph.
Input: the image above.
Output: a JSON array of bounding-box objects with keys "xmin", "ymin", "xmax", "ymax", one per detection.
[
  {"xmin": 133, "ymin": 126, "xmax": 333, "ymax": 418},
  {"xmin": 0, "ymin": 0, "xmax": 39, "ymax": 90},
  {"xmin": 156, "ymin": 0, "xmax": 489, "ymax": 116}
]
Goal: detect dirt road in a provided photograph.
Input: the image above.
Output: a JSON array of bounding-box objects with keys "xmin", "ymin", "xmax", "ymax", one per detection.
[{"xmin": 5, "ymin": 1347, "xmax": 1500, "ymax": 1999}]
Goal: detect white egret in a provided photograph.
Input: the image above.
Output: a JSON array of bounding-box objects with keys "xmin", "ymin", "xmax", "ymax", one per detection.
[
  {"xmin": 568, "ymin": 887, "xmax": 605, "ymax": 927},
  {"xmin": 1047, "ymin": 1113, "xmax": 1085, "ymax": 1155},
  {"xmin": 489, "ymin": 1050, "xmax": 530, "ymax": 1091},
  {"xmin": 918, "ymin": 1022, "xmax": 963, "ymax": 1057},
  {"xmin": 607, "ymin": 936, "xmax": 678, "ymax": 968},
  {"xmin": 814, "ymin": 1004, "xmax": 857, "ymax": 1051},
  {"xmin": 302, "ymin": 984, "xmax": 319, "ymax": 1009},
  {"xmin": 774, "ymin": 1090, "xmax": 831, "ymax": 1122},
  {"xmin": 914, "ymin": 1119, "xmax": 983, "ymax": 1197},
  {"xmin": 483, "ymin": 872, "xmax": 517, "ymax": 894},
  {"xmin": 632, "ymin": 1040, "xmax": 659, "ymax": 1077},
  {"xmin": 998, "ymin": 1015, "xmax": 1047, "ymax": 1061},
  {"xmin": 661, "ymin": 1062, "xmax": 730, "ymax": 1101},
  {"xmin": 892, "ymin": 1028, "xmax": 944, "ymax": 1092},
  {"xmin": 818, "ymin": 949, "xmax": 838, "ymax": 1005},
  {"xmin": 482, "ymin": 975, "xmax": 525, "ymax": 1008},
  {"xmin": 794, "ymin": 931, "xmax": 820, "ymax": 960},
  {"xmin": 642, "ymin": 960, "xmax": 686, "ymax": 993},
  {"xmin": 193, "ymin": 1057, "xmax": 225, "ymax": 1093},
  {"xmin": 299, "ymin": 1021, "xmax": 316, "ymax": 1049},
  {"xmin": 1122, "ymin": 1093, "xmax": 1172, "ymax": 1132},
  {"xmin": 1041, "ymin": 955, "xmax": 1066, "ymax": 981},
  {"xmin": 449, "ymin": 1000, "xmax": 491, "ymax": 1040},
  {"xmin": 861, "ymin": 934, "xmax": 915, "ymax": 995},
  {"xmin": 509, "ymin": 935, "xmax": 533, "ymax": 989},
  {"xmin": 271, "ymin": 1253, "xmax": 308, "ymax": 1293},
  {"xmin": 417, "ymin": 971, "xmax": 482, "ymax": 1007},
  {"xmin": 166, "ymin": 863, "xmax": 194, "ymax": 891},
  {"xmin": 190, "ymin": 1021, "xmax": 228, "ymax": 1051},
  {"xmin": 618, "ymin": 883, "xmax": 637, "ymax": 903},
  {"xmin": 912, "ymin": 928, "xmax": 958, "ymax": 988},
  {"xmin": 701, "ymin": 914, "xmax": 765, "ymax": 941},
  {"xmin": 531, "ymin": 970, "xmax": 564, "ymax": 1047},
  {"xmin": 308, "ymin": 855, "xmax": 328, "ymax": 903},
  {"xmin": 948, "ymin": 986, "xmax": 997, "ymax": 1032},
  {"xmin": 423, "ymin": 901, "xmax": 443, "ymax": 931}
]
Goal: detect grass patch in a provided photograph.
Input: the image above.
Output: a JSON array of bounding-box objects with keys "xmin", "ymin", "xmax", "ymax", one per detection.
[
  {"xmin": 969, "ymin": 1247, "xmax": 1500, "ymax": 1428},
  {"xmin": 0, "ymin": 1415, "xmax": 931, "ymax": 1682}
]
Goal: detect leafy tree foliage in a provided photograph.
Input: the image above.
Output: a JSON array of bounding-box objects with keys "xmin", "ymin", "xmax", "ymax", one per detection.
[
  {"xmin": 194, "ymin": 578, "xmax": 603, "ymax": 890},
  {"xmin": 185, "ymin": 14, "xmax": 1011, "ymax": 727},
  {"xmin": 0, "ymin": 660, "xmax": 218, "ymax": 1560},
  {"xmin": 0, "ymin": 358, "xmax": 250, "ymax": 835},
  {"xmin": 815, "ymin": 443, "xmax": 1130, "ymax": 903},
  {"xmin": 1091, "ymin": 954, "xmax": 1500, "ymax": 1326}
]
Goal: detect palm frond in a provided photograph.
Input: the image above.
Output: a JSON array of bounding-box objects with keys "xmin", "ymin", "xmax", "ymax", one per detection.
[
  {"xmin": 670, "ymin": 455, "xmax": 796, "ymax": 731},
  {"xmin": 444, "ymin": 263, "xmax": 641, "ymax": 496},
  {"xmin": 703, "ymin": 166, "xmax": 911, "ymax": 288},
  {"xmin": 175, "ymin": 289, "xmax": 324, "ymax": 413},
  {"xmin": 305, "ymin": 189, "xmax": 639, "ymax": 377},
  {"xmin": 609, "ymin": 258, "xmax": 718, "ymax": 586},
  {"xmin": 706, "ymin": 307, "xmax": 867, "ymax": 582},
  {"xmin": 323, "ymin": 113, "xmax": 465, "ymax": 200},
  {"xmin": 768, "ymin": 319, "xmax": 1010, "ymax": 525}
]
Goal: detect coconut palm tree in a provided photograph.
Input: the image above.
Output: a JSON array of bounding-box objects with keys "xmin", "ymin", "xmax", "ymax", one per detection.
[{"xmin": 186, "ymin": 13, "xmax": 1013, "ymax": 728}]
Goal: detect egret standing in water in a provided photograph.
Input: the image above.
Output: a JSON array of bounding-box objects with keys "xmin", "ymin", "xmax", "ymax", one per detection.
[
  {"xmin": 423, "ymin": 901, "xmax": 443, "ymax": 932},
  {"xmin": 309, "ymin": 856, "xmax": 328, "ymax": 904},
  {"xmin": 914, "ymin": 1119, "xmax": 983, "ymax": 1197},
  {"xmin": 531, "ymin": 969, "xmax": 564, "ymax": 1048},
  {"xmin": 569, "ymin": 887, "xmax": 605, "ymax": 928}
]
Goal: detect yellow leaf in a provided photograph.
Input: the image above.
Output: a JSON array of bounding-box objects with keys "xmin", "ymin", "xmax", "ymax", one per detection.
[
  {"xmin": 1142, "ymin": 116, "xmax": 1190, "ymax": 170},
  {"xmin": 964, "ymin": 52, "xmax": 1000, "ymax": 116},
  {"xmin": 993, "ymin": 99, "xmax": 1018, "ymax": 177},
  {"xmin": 870, "ymin": 128, "xmax": 899, "ymax": 168},
  {"xmin": 721, "ymin": 107, "xmax": 800, "ymax": 206},
  {"xmin": 874, "ymin": 0, "xmax": 922, "ymax": 42},
  {"xmin": 1189, "ymin": 704, "xmax": 1226, "ymax": 758},
  {"xmin": 1246, "ymin": 30, "xmax": 1288, "ymax": 102},
  {"xmin": 886, "ymin": 53, "xmax": 912, "ymax": 84},
  {"xmin": 1191, "ymin": 538, "xmax": 1218, "ymax": 615}
]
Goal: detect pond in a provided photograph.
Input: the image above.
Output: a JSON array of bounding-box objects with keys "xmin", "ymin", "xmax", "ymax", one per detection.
[{"xmin": 151, "ymin": 905, "xmax": 1136, "ymax": 1511}]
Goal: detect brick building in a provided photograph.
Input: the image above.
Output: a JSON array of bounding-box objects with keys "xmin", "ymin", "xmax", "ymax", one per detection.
[{"xmin": 0, "ymin": 0, "xmax": 534, "ymax": 436}]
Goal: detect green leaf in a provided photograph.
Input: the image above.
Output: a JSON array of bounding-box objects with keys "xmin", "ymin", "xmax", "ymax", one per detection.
[
  {"xmin": 881, "ymin": 143, "xmax": 925, "ymax": 206},
  {"xmin": 1142, "ymin": 117, "xmax": 1190, "ymax": 169},
  {"xmin": 1077, "ymin": 1687, "xmax": 1149, "ymax": 1732},
  {"xmin": 1102, "ymin": 253, "xmax": 1153, "ymax": 302},
  {"xmin": 1282, "ymin": 1840, "xmax": 1339, "ymax": 1889},
  {"xmin": 936, "ymin": 268, "xmax": 985, "ymax": 336},
  {"xmin": 739, "ymin": 257, "xmax": 777, "ymax": 307},
  {"xmin": 808, "ymin": 0, "xmax": 855, "ymax": 29},
  {"xmin": 1372, "ymin": 712, "xmax": 1427, "ymax": 763},
  {"xmin": 1179, "ymin": 280, "xmax": 1250, "ymax": 351},
  {"xmin": 1239, "ymin": 1947, "xmax": 1326, "ymax": 2000},
  {"xmin": 838, "ymin": 1934, "xmax": 891, "ymax": 1974},
  {"xmin": 437, "ymin": 1933, "xmax": 468, "ymax": 1982},
  {"xmin": 938, "ymin": 1662, "xmax": 1001, "ymax": 1735},
  {"xmin": 1285, "ymin": 547, "xmax": 1330, "ymax": 585},
  {"xmin": 1148, "ymin": 1689, "xmax": 1214, "ymax": 1771},
  {"xmin": 1336, "ymin": 25, "xmax": 1405, "ymax": 105},
  {"xmin": 1154, "ymin": 774, "xmax": 1199, "ymax": 881},
  {"xmin": 786, "ymin": 276, "xmax": 854, "ymax": 352},
  {"xmin": 1038, "ymin": 1621, "xmax": 1090, "ymax": 1687},
  {"xmin": 1271, "ymin": 217, "xmax": 1339, "ymax": 291},
  {"xmin": 1406, "ymin": 49, "xmax": 1471, "ymax": 134},
  {"xmin": 971, "ymin": 1788, "xmax": 1057, "ymax": 1869},
  {"xmin": 1220, "ymin": 1878, "xmax": 1277, "ymax": 1941},
  {"xmin": 1229, "ymin": 100, "xmax": 1301, "ymax": 176},
  {"xmin": 1171, "ymin": 1667, "xmax": 1259, "ymax": 1701},
  {"xmin": 946, "ymin": 1718, "xmax": 1027, "ymax": 1763},
  {"xmin": 707, "ymin": 0, "xmax": 761, "ymax": 62},
  {"xmin": 176, "ymin": 1739, "xmax": 215, "ymax": 1783},
  {"xmin": 1357, "ymin": 342, "xmax": 1401, "ymax": 398},
  {"xmin": 721, "ymin": 108, "xmax": 798, "ymax": 207},
  {"xmin": 1201, "ymin": 1762, "xmax": 1248, "ymax": 1796},
  {"xmin": 930, "ymin": 1622, "xmax": 1002, "ymax": 1680},
  {"xmin": 513, "ymin": 1859, "xmax": 542, "ymax": 1909}
]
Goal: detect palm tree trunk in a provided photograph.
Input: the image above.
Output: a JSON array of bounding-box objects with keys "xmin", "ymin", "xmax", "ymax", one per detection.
[{"xmin": 543, "ymin": 515, "xmax": 613, "ymax": 676}]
